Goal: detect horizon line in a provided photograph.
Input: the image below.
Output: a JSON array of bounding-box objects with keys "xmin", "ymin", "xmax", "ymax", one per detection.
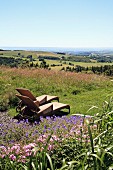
[{"xmin": 1, "ymin": 46, "xmax": 113, "ymax": 49}]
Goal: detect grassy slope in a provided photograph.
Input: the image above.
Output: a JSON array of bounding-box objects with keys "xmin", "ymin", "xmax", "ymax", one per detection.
[
  {"xmin": 0, "ymin": 50, "xmax": 61, "ymax": 59},
  {"xmin": 0, "ymin": 66, "xmax": 113, "ymax": 116}
]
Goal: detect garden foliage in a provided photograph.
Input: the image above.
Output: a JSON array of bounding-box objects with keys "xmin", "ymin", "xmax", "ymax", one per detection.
[{"xmin": 0, "ymin": 98, "xmax": 113, "ymax": 169}]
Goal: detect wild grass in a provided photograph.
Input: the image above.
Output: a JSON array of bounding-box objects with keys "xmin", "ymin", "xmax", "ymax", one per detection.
[
  {"xmin": 0, "ymin": 66, "xmax": 113, "ymax": 115},
  {"xmin": 0, "ymin": 66, "xmax": 113, "ymax": 169}
]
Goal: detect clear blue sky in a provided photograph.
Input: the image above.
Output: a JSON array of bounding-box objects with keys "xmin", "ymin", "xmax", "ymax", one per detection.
[{"xmin": 0, "ymin": 0, "xmax": 113, "ymax": 48}]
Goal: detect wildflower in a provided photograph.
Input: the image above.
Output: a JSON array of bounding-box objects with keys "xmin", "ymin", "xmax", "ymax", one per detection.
[
  {"xmin": 18, "ymin": 156, "xmax": 26, "ymax": 163},
  {"xmin": 23, "ymin": 143, "xmax": 36, "ymax": 150},
  {"xmin": 9, "ymin": 154, "xmax": 16, "ymax": 161},
  {"xmin": 24, "ymin": 149, "xmax": 32, "ymax": 157},
  {"xmin": 48, "ymin": 144, "xmax": 53, "ymax": 151},
  {"xmin": 37, "ymin": 134, "xmax": 48, "ymax": 143},
  {"xmin": 25, "ymin": 119, "xmax": 29, "ymax": 123},
  {"xmin": 6, "ymin": 147, "xmax": 11, "ymax": 155},
  {"xmin": 93, "ymin": 124, "xmax": 97, "ymax": 129},
  {"xmin": 0, "ymin": 154, "xmax": 5, "ymax": 158},
  {"xmin": 0, "ymin": 146, "xmax": 7, "ymax": 152},
  {"xmin": 11, "ymin": 144, "xmax": 20, "ymax": 154},
  {"xmin": 51, "ymin": 135, "xmax": 59, "ymax": 141},
  {"xmin": 25, "ymin": 132, "xmax": 29, "ymax": 138},
  {"xmin": 21, "ymin": 155, "xmax": 26, "ymax": 159}
]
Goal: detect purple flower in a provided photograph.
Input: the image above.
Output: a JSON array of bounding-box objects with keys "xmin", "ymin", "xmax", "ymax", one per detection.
[{"xmin": 9, "ymin": 154, "xmax": 16, "ymax": 161}]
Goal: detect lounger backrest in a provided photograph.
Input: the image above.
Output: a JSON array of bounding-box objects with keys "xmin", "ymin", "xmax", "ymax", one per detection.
[
  {"xmin": 16, "ymin": 94, "xmax": 40, "ymax": 111},
  {"xmin": 16, "ymin": 88, "xmax": 36, "ymax": 101}
]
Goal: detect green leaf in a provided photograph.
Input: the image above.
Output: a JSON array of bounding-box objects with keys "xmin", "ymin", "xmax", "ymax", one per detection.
[
  {"xmin": 108, "ymin": 165, "xmax": 113, "ymax": 170},
  {"xmin": 58, "ymin": 164, "xmax": 68, "ymax": 170},
  {"xmin": 46, "ymin": 153, "xmax": 54, "ymax": 170},
  {"xmin": 31, "ymin": 162, "xmax": 36, "ymax": 170},
  {"xmin": 87, "ymin": 105, "xmax": 98, "ymax": 113},
  {"xmin": 91, "ymin": 153, "xmax": 105, "ymax": 166},
  {"xmin": 105, "ymin": 145, "xmax": 113, "ymax": 152},
  {"xmin": 93, "ymin": 130, "xmax": 108, "ymax": 143}
]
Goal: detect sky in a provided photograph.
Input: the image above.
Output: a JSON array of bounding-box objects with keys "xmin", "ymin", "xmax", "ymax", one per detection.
[{"xmin": 0, "ymin": 0, "xmax": 113, "ymax": 48}]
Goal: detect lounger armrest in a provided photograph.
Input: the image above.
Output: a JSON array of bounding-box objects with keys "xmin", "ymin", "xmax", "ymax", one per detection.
[
  {"xmin": 38, "ymin": 103, "xmax": 53, "ymax": 115},
  {"xmin": 43, "ymin": 104, "xmax": 53, "ymax": 115},
  {"xmin": 36, "ymin": 96, "xmax": 47, "ymax": 105},
  {"xmin": 34, "ymin": 100, "xmax": 40, "ymax": 107}
]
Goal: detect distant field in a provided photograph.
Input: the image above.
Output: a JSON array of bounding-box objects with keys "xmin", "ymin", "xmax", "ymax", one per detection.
[
  {"xmin": 1, "ymin": 50, "xmax": 113, "ymax": 78},
  {"xmin": 45, "ymin": 60, "xmax": 113, "ymax": 70},
  {"xmin": 0, "ymin": 50, "xmax": 61, "ymax": 59},
  {"xmin": 1, "ymin": 50, "xmax": 113, "ymax": 71}
]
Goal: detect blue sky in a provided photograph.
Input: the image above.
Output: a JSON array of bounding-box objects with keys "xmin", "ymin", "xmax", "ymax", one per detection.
[{"xmin": 0, "ymin": 0, "xmax": 113, "ymax": 48}]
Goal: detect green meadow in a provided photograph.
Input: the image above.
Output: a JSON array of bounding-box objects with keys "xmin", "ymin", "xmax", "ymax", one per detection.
[
  {"xmin": 1, "ymin": 65, "xmax": 113, "ymax": 169},
  {"xmin": 1, "ymin": 64, "xmax": 113, "ymax": 169},
  {"xmin": 0, "ymin": 66, "xmax": 113, "ymax": 116}
]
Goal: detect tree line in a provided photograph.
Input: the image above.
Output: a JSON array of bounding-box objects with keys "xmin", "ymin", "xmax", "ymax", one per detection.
[
  {"xmin": 61, "ymin": 65, "xmax": 113, "ymax": 76},
  {"xmin": 1, "ymin": 56, "xmax": 113, "ymax": 76}
]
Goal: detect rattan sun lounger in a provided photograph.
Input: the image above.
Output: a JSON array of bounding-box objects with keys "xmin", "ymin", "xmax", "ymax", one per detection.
[
  {"xmin": 16, "ymin": 88, "xmax": 59, "ymax": 105},
  {"xmin": 16, "ymin": 94, "xmax": 70, "ymax": 119}
]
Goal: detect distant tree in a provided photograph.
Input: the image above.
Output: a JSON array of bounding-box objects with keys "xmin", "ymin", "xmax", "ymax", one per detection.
[
  {"xmin": 30, "ymin": 62, "xmax": 34, "ymax": 67},
  {"xmin": 61, "ymin": 67, "xmax": 65, "ymax": 71},
  {"xmin": 35, "ymin": 62, "xmax": 39, "ymax": 67},
  {"xmin": 91, "ymin": 66, "xmax": 95, "ymax": 73},
  {"xmin": 40, "ymin": 60, "xmax": 49, "ymax": 69},
  {"xmin": 86, "ymin": 67, "xmax": 89, "ymax": 71},
  {"xmin": 27, "ymin": 55, "xmax": 32, "ymax": 61}
]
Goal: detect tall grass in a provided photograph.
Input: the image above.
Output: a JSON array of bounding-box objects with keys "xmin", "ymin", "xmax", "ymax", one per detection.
[
  {"xmin": 0, "ymin": 66, "xmax": 113, "ymax": 169},
  {"xmin": 0, "ymin": 66, "xmax": 113, "ymax": 115}
]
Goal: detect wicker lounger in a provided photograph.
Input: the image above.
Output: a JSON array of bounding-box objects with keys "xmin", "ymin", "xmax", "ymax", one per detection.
[
  {"xmin": 16, "ymin": 88, "xmax": 59, "ymax": 105},
  {"xmin": 16, "ymin": 94, "xmax": 70, "ymax": 119}
]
